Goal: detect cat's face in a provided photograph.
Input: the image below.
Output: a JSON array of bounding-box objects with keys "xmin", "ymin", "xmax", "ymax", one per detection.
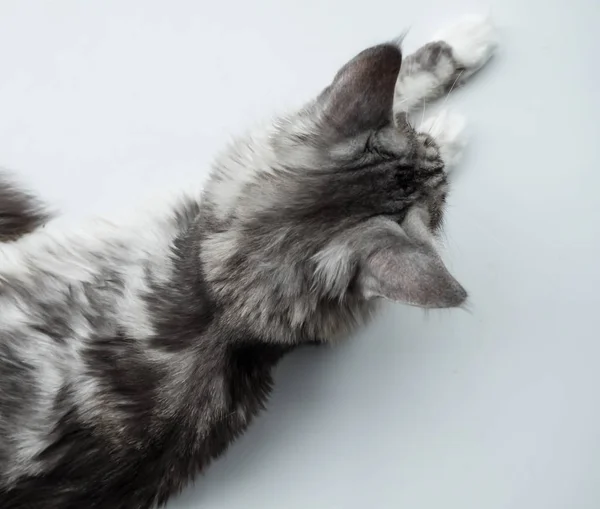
[
  {"xmin": 201, "ymin": 42, "xmax": 465, "ymax": 340},
  {"xmin": 325, "ymin": 110, "xmax": 449, "ymax": 233},
  {"xmin": 314, "ymin": 42, "xmax": 451, "ymax": 229}
]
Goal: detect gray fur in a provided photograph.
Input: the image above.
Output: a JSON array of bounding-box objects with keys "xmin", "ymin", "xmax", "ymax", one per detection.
[
  {"xmin": 0, "ymin": 19, "xmax": 495, "ymax": 508},
  {"xmin": 0, "ymin": 171, "xmax": 52, "ymax": 242}
]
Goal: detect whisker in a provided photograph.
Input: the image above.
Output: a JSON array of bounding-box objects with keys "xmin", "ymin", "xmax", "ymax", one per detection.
[
  {"xmin": 444, "ymin": 70, "xmax": 464, "ymax": 107},
  {"xmin": 394, "ymin": 97, "xmax": 409, "ymax": 113},
  {"xmin": 428, "ymin": 70, "xmax": 464, "ymax": 135}
]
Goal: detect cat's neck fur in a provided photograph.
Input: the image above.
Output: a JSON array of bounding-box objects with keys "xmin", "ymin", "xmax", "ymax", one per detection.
[{"xmin": 192, "ymin": 114, "xmax": 376, "ymax": 346}]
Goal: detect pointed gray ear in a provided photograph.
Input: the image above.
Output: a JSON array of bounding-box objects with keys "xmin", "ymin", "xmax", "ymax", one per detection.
[
  {"xmin": 320, "ymin": 43, "xmax": 402, "ymax": 137},
  {"xmin": 358, "ymin": 227, "xmax": 467, "ymax": 309}
]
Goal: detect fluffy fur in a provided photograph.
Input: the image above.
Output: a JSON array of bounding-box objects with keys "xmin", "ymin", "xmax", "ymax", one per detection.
[{"xmin": 0, "ymin": 16, "xmax": 496, "ymax": 509}]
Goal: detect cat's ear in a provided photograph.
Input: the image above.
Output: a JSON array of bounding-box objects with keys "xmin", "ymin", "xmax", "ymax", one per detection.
[
  {"xmin": 353, "ymin": 215, "xmax": 467, "ymax": 308},
  {"xmin": 319, "ymin": 43, "xmax": 402, "ymax": 138},
  {"xmin": 314, "ymin": 217, "xmax": 466, "ymax": 308},
  {"xmin": 358, "ymin": 235, "xmax": 467, "ymax": 308}
]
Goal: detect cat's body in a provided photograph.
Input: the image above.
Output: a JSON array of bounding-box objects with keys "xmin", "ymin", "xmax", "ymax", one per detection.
[{"xmin": 0, "ymin": 16, "xmax": 496, "ymax": 509}]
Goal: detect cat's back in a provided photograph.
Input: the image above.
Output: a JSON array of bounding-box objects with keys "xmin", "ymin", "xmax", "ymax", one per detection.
[
  {"xmin": 0, "ymin": 217, "xmax": 154, "ymax": 487},
  {"xmin": 0, "ymin": 190, "xmax": 206, "ymax": 498}
]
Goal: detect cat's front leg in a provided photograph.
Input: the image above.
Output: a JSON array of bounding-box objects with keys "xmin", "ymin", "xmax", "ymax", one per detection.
[{"xmin": 395, "ymin": 15, "xmax": 496, "ymax": 114}]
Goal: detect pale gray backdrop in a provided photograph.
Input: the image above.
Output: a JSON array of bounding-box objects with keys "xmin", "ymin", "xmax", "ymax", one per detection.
[{"xmin": 0, "ymin": 1, "xmax": 598, "ymax": 508}]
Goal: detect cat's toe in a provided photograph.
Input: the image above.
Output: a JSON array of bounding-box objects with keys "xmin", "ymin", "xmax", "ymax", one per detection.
[
  {"xmin": 420, "ymin": 110, "xmax": 467, "ymax": 169},
  {"xmin": 434, "ymin": 15, "xmax": 497, "ymax": 77}
]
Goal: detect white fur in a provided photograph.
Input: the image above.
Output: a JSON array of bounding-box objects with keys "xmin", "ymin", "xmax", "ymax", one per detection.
[
  {"xmin": 435, "ymin": 15, "xmax": 497, "ymax": 77},
  {"xmin": 207, "ymin": 120, "xmax": 282, "ymax": 222},
  {"xmin": 395, "ymin": 73, "xmax": 440, "ymax": 114},
  {"xmin": 394, "ymin": 55, "xmax": 455, "ymax": 114},
  {"xmin": 420, "ymin": 109, "xmax": 467, "ymax": 169}
]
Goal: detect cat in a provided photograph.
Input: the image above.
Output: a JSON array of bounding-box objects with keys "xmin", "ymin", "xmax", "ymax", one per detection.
[{"xmin": 0, "ymin": 15, "xmax": 496, "ymax": 509}]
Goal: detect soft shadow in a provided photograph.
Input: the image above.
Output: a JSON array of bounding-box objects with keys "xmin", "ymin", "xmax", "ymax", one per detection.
[
  {"xmin": 171, "ymin": 339, "xmax": 351, "ymax": 507},
  {"xmin": 170, "ymin": 303, "xmax": 427, "ymax": 507}
]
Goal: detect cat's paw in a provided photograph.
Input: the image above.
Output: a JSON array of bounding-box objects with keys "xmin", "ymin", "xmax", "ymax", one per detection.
[
  {"xmin": 434, "ymin": 15, "xmax": 497, "ymax": 77},
  {"xmin": 420, "ymin": 110, "xmax": 467, "ymax": 169}
]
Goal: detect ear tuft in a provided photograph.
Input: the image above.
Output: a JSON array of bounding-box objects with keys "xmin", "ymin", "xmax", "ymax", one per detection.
[{"xmin": 321, "ymin": 44, "xmax": 402, "ymax": 137}]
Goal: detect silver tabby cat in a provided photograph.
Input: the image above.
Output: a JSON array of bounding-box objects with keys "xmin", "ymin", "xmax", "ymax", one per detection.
[{"xmin": 0, "ymin": 15, "xmax": 496, "ymax": 509}]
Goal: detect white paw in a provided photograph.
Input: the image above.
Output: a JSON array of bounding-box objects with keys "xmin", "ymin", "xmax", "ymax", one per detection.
[
  {"xmin": 420, "ymin": 110, "xmax": 467, "ymax": 168},
  {"xmin": 434, "ymin": 15, "xmax": 497, "ymax": 76}
]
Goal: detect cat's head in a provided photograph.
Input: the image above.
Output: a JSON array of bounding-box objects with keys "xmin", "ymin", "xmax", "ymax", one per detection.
[{"xmin": 201, "ymin": 42, "xmax": 466, "ymax": 340}]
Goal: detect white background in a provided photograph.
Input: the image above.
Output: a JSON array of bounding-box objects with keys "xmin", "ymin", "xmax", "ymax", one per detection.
[{"xmin": 1, "ymin": 1, "xmax": 599, "ymax": 508}]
